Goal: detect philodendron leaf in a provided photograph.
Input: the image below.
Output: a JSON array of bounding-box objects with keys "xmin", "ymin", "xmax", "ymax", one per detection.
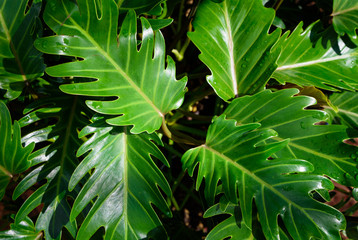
[
  {"xmin": 0, "ymin": 101, "xmax": 34, "ymax": 200},
  {"xmin": 0, "ymin": 0, "xmax": 45, "ymax": 99},
  {"xmin": 188, "ymin": 0, "xmax": 281, "ymax": 100},
  {"xmin": 35, "ymin": 1, "xmax": 187, "ymax": 134},
  {"xmin": 332, "ymin": 0, "xmax": 358, "ymax": 37},
  {"xmin": 224, "ymin": 88, "xmax": 358, "ymax": 186},
  {"xmin": 273, "ymin": 22, "xmax": 358, "ymax": 91},
  {"xmin": 182, "ymin": 115, "xmax": 344, "ymax": 239},
  {"xmin": 0, "ymin": 216, "xmax": 42, "ymax": 240},
  {"xmin": 69, "ymin": 118, "xmax": 171, "ymax": 240},
  {"xmin": 326, "ymin": 91, "xmax": 358, "ymax": 129},
  {"xmin": 13, "ymin": 96, "xmax": 89, "ymax": 240}
]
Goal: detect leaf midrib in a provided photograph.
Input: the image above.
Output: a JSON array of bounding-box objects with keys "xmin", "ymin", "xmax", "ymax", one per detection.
[
  {"xmin": 276, "ymin": 52, "xmax": 358, "ymax": 70},
  {"xmin": 201, "ymin": 144, "xmax": 322, "ymax": 234},
  {"xmin": 64, "ymin": 4, "xmax": 164, "ymax": 118},
  {"xmin": 332, "ymin": 5, "xmax": 358, "ymax": 17}
]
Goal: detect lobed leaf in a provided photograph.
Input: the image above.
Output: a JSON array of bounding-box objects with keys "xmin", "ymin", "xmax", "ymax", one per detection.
[
  {"xmin": 327, "ymin": 91, "xmax": 358, "ymax": 130},
  {"xmin": 332, "ymin": 0, "xmax": 358, "ymax": 37},
  {"xmin": 188, "ymin": 0, "xmax": 281, "ymax": 100},
  {"xmin": 224, "ymin": 88, "xmax": 358, "ymax": 186},
  {"xmin": 0, "ymin": 101, "xmax": 34, "ymax": 200},
  {"xmin": 0, "ymin": 216, "xmax": 42, "ymax": 240},
  {"xmin": 35, "ymin": 1, "xmax": 187, "ymax": 134},
  {"xmin": 69, "ymin": 118, "xmax": 171, "ymax": 240},
  {"xmin": 273, "ymin": 22, "xmax": 358, "ymax": 91},
  {"xmin": 182, "ymin": 115, "xmax": 344, "ymax": 239},
  {"xmin": 0, "ymin": 0, "xmax": 45, "ymax": 99},
  {"xmin": 13, "ymin": 96, "xmax": 89, "ymax": 240}
]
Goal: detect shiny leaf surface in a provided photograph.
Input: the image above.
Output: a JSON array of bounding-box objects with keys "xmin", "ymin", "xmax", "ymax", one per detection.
[
  {"xmin": 332, "ymin": 0, "xmax": 358, "ymax": 37},
  {"xmin": 273, "ymin": 22, "xmax": 358, "ymax": 91},
  {"xmin": 69, "ymin": 119, "xmax": 171, "ymax": 240},
  {"xmin": 327, "ymin": 91, "xmax": 358, "ymax": 129},
  {"xmin": 0, "ymin": 101, "xmax": 34, "ymax": 200},
  {"xmin": 0, "ymin": 217, "xmax": 42, "ymax": 240},
  {"xmin": 0, "ymin": 0, "xmax": 45, "ymax": 99},
  {"xmin": 117, "ymin": 0, "xmax": 163, "ymax": 13},
  {"xmin": 182, "ymin": 115, "xmax": 344, "ymax": 239},
  {"xmin": 224, "ymin": 88, "xmax": 358, "ymax": 186},
  {"xmin": 35, "ymin": 1, "xmax": 187, "ymax": 134},
  {"xmin": 188, "ymin": 0, "xmax": 281, "ymax": 100},
  {"xmin": 13, "ymin": 96, "xmax": 89, "ymax": 240}
]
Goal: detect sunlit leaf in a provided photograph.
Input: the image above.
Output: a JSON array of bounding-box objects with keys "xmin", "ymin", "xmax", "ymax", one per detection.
[{"xmin": 332, "ymin": 0, "xmax": 358, "ymax": 37}]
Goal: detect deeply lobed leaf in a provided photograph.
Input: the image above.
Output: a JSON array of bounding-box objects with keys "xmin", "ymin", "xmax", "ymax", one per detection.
[
  {"xmin": 224, "ymin": 88, "xmax": 358, "ymax": 186},
  {"xmin": 0, "ymin": 101, "xmax": 34, "ymax": 200},
  {"xmin": 69, "ymin": 119, "xmax": 171, "ymax": 240},
  {"xmin": 182, "ymin": 115, "xmax": 344, "ymax": 239},
  {"xmin": 35, "ymin": 0, "xmax": 187, "ymax": 134},
  {"xmin": 273, "ymin": 22, "xmax": 358, "ymax": 91},
  {"xmin": 332, "ymin": 0, "xmax": 358, "ymax": 37},
  {"xmin": 0, "ymin": 0, "xmax": 45, "ymax": 99}
]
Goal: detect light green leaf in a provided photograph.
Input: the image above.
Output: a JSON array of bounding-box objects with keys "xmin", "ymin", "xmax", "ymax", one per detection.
[
  {"xmin": 182, "ymin": 115, "xmax": 344, "ymax": 240},
  {"xmin": 326, "ymin": 91, "xmax": 358, "ymax": 129},
  {"xmin": 273, "ymin": 22, "xmax": 358, "ymax": 91},
  {"xmin": 224, "ymin": 88, "xmax": 358, "ymax": 186},
  {"xmin": 0, "ymin": 101, "xmax": 34, "ymax": 200},
  {"xmin": 0, "ymin": 216, "xmax": 42, "ymax": 240},
  {"xmin": 0, "ymin": 0, "xmax": 45, "ymax": 99},
  {"xmin": 69, "ymin": 118, "xmax": 171, "ymax": 240},
  {"xmin": 188, "ymin": 0, "xmax": 281, "ymax": 100},
  {"xmin": 332, "ymin": 0, "xmax": 358, "ymax": 37},
  {"xmin": 13, "ymin": 96, "xmax": 89, "ymax": 240},
  {"xmin": 35, "ymin": 1, "xmax": 187, "ymax": 134}
]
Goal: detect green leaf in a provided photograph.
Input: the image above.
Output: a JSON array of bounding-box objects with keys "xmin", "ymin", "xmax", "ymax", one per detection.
[
  {"xmin": 0, "ymin": 216, "xmax": 42, "ymax": 240},
  {"xmin": 182, "ymin": 115, "xmax": 344, "ymax": 239},
  {"xmin": 13, "ymin": 96, "xmax": 89, "ymax": 240},
  {"xmin": 0, "ymin": 0, "xmax": 45, "ymax": 99},
  {"xmin": 35, "ymin": 1, "xmax": 187, "ymax": 134},
  {"xmin": 273, "ymin": 22, "xmax": 358, "ymax": 91},
  {"xmin": 332, "ymin": 0, "xmax": 358, "ymax": 37},
  {"xmin": 188, "ymin": 0, "xmax": 281, "ymax": 100},
  {"xmin": 69, "ymin": 118, "xmax": 171, "ymax": 240},
  {"xmin": 117, "ymin": 0, "xmax": 163, "ymax": 13},
  {"xmin": 326, "ymin": 91, "xmax": 358, "ymax": 129},
  {"xmin": 224, "ymin": 88, "xmax": 358, "ymax": 186},
  {"xmin": 147, "ymin": 18, "xmax": 173, "ymax": 30},
  {"xmin": 0, "ymin": 101, "xmax": 34, "ymax": 200},
  {"xmin": 204, "ymin": 200, "xmax": 254, "ymax": 240}
]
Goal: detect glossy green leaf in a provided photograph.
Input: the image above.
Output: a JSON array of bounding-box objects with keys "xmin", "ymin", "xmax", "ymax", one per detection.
[
  {"xmin": 273, "ymin": 22, "xmax": 358, "ymax": 91},
  {"xmin": 35, "ymin": 1, "xmax": 187, "ymax": 134},
  {"xmin": 0, "ymin": 216, "xmax": 42, "ymax": 240},
  {"xmin": 204, "ymin": 200, "xmax": 254, "ymax": 240},
  {"xmin": 13, "ymin": 96, "xmax": 89, "ymax": 240},
  {"xmin": 224, "ymin": 88, "xmax": 358, "ymax": 186},
  {"xmin": 182, "ymin": 115, "xmax": 344, "ymax": 239},
  {"xmin": 117, "ymin": 0, "xmax": 163, "ymax": 13},
  {"xmin": 69, "ymin": 118, "xmax": 171, "ymax": 240},
  {"xmin": 188, "ymin": 0, "xmax": 281, "ymax": 100},
  {"xmin": 0, "ymin": 0, "xmax": 45, "ymax": 99},
  {"xmin": 0, "ymin": 101, "xmax": 34, "ymax": 200},
  {"xmin": 326, "ymin": 91, "xmax": 358, "ymax": 129},
  {"xmin": 332, "ymin": 0, "xmax": 358, "ymax": 37}
]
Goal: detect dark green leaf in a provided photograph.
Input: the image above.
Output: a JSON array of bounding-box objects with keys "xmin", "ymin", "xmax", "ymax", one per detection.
[
  {"xmin": 182, "ymin": 115, "xmax": 344, "ymax": 239},
  {"xmin": 69, "ymin": 119, "xmax": 171, "ymax": 240},
  {"xmin": 224, "ymin": 88, "xmax": 358, "ymax": 186},
  {"xmin": 188, "ymin": 0, "xmax": 281, "ymax": 100},
  {"xmin": 13, "ymin": 96, "xmax": 89, "ymax": 240},
  {"xmin": 0, "ymin": 0, "xmax": 45, "ymax": 99},
  {"xmin": 35, "ymin": 2, "xmax": 187, "ymax": 134},
  {"xmin": 0, "ymin": 101, "xmax": 34, "ymax": 200},
  {"xmin": 327, "ymin": 91, "xmax": 358, "ymax": 129}
]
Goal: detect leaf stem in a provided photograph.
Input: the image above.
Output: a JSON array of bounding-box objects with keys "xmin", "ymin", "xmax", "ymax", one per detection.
[
  {"xmin": 273, "ymin": 0, "xmax": 284, "ymax": 11},
  {"xmin": 161, "ymin": 118, "xmax": 204, "ymax": 145},
  {"xmin": 0, "ymin": 165, "xmax": 12, "ymax": 178}
]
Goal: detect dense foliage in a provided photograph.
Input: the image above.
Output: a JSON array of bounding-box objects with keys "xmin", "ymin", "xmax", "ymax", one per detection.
[{"xmin": 1, "ymin": 0, "xmax": 358, "ymax": 239}]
